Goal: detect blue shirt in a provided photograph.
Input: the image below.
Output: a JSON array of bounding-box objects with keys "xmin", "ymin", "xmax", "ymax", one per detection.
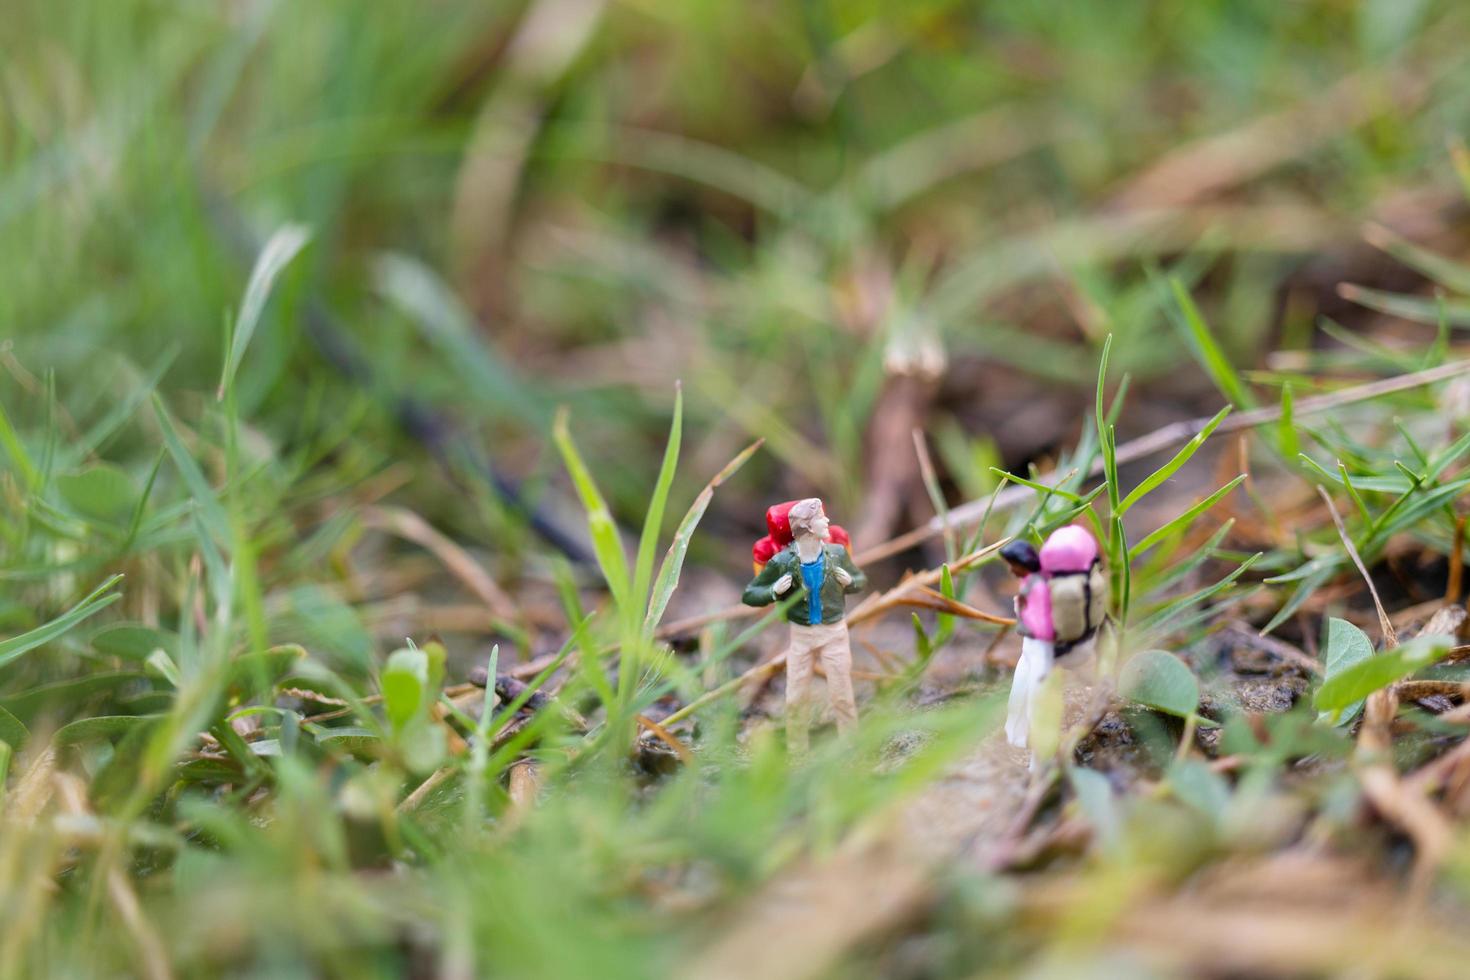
[{"xmin": 800, "ymin": 553, "xmax": 825, "ymax": 626}]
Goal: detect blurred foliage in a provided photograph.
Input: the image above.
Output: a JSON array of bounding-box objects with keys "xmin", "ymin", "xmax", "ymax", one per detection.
[{"xmin": 5, "ymin": 0, "xmax": 1470, "ymax": 977}]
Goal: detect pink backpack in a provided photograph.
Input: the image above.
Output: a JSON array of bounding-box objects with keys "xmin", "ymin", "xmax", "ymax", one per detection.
[{"xmin": 1040, "ymin": 527, "xmax": 1107, "ymax": 654}]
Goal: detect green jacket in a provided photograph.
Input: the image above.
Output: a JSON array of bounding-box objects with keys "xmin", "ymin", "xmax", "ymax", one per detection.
[{"xmin": 742, "ymin": 542, "xmax": 868, "ymax": 626}]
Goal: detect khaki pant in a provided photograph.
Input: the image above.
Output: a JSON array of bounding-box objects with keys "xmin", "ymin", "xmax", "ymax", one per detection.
[{"xmin": 785, "ymin": 620, "xmax": 858, "ymax": 755}]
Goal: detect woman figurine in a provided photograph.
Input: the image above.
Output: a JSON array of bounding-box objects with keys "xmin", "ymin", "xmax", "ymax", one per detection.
[
  {"xmin": 1002, "ymin": 526, "xmax": 1106, "ymax": 757},
  {"xmin": 1002, "ymin": 539, "xmax": 1052, "ymax": 750}
]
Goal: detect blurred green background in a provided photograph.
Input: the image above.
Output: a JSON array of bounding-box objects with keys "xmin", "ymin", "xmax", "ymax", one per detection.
[{"xmin": 7, "ymin": 0, "xmax": 1467, "ymax": 532}]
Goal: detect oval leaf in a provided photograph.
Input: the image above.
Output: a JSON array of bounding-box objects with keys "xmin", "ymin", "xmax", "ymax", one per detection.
[
  {"xmin": 56, "ymin": 465, "xmax": 137, "ymax": 523},
  {"xmin": 1315, "ymin": 617, "xmax": 1374, "ymax": 724},
  {"xmin": 1119, "ymin": 649, "xmax": 1200, "ymax": 718},
  {"xmin": 1315, "ymin": 634, "xmax": 1453, "ymax": 716},
  {"xmin": 382, "ymin": 648, "xmax": 428, "ymax": 731},
  {"xmin": 54, "ymin": 714, "xmax": 158, "ymax": 746},
  {"xmin": 91, "ymin": 622, "xmax": 179, "ymax": 663}
]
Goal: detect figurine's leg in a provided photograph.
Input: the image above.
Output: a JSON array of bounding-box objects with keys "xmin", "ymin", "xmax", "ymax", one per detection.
[
  {"xmin": 1005, "ymin": 638, "xmax": 1038, "ymax": 749},
  {"xmin": 819, "ymin": 624, "xmax": 858, "ymax": 736},
  {"xmin": 785, "ymin": 626, "xmax": 815, "ymax": 756},
  {"xmin": 1024, "ymin": 639, "xmax": 1056, "ymax": 753}
]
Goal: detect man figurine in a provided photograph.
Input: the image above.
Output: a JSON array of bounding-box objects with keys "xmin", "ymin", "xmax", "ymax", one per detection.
[{"xmin": 742, "ymin": 498, "xmax": 868, "ymax": 755}]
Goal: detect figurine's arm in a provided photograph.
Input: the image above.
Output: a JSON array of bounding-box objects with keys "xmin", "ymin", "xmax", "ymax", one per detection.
[
  {"xmin": 835, "ymin": 549, "xmax": 867, "ymax": 593},
  {"xmin": 742, "ymin": 558, "xmax": 791, "ymax": 607}
]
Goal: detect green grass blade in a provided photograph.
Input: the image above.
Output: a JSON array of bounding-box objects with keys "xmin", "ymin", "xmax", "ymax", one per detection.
[
  {"xmin": 633, "ymin": 386, "xmax": 683, "ymax": 623},
  {"xmin": 551, "ymin": 408, "xmax": 630, "ymax": 613},
  {"xmin": 1128, "ymin": 475, "xmax": 1246, "ymax": 560},
  {"xmin": 1136, "ymin": 553, "xmax": 1259, "ymax": 634},
  {"xmin": 644, "ymin": 439, "xmax": 762, "ymax": 636},
  {"xmin": 1169, "ymin": 277, "xmax": 1257, "ymax": 409},
  {"xmin": 152, "ymin": 396, "xmax": 231, "ymax": 544},
  {"xmin": 1277, "ymin": 383, "xmax": 1298, "ymax": 460},
  {"xmin": 1118, "ymin": 405, "xmax": 1231, "ymax": 515},
  {"xmin": 0, "ymin": 574, "xmax": 123, "ymax": 670},
  {"xmin": 375, "ymin": 254, "xmax": 546, "ymax": 428},
  {"xmin": 987, "ymin": 466, "xmax": 1083, "ymax": 503},
  {"xmin": 1336, "ymin": 283, "xmax": 1470, "ymax": 328},
  {"xmin": 219, "ymin": 224, "xmax": 311, "ymax": 399},
  {"xmin": 0, "ymin": 393, "xmax": 38, "ymax": 490},
  {"xmin": 1336, "ymin": 462, "xmax": 1372, "ymax": 527}
]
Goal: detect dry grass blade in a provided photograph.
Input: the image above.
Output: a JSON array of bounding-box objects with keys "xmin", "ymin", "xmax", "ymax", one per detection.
[
  {"xmin": 889, "ymin": 586, "xmax": 1013, "ymax": 624},
  {"xmin": 848, "ymin": 538, "xmax": 1013, "ymax": 627},
  {"xmin": 1106, "ymin": 64, "xmax": 1427, "ymax": 210},
  {"xmin": 636, "ymin": 714, "xmax": 693, "ymax": 763},
  {"xmin": 1316, "ymin": 486, "xmax": 1395, "ymax": 646},
  {"xmin": 362, "ymin": 506, "xmax": 517, "ymax": 621},
  {"xmin": 397, "ymin": 766, "xmax": 456, "ymax": 814}
]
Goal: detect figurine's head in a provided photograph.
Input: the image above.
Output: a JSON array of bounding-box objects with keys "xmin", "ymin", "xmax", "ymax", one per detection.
[
  {"xmin": 1000, "ymin": 539, "xmax": 1041, "ymax": 576},
  {"xmin": 1039, "ymin": 525, "xmax": 1099, "ymax": 574},
  {"xmin": 787, "ymin": 497, "xmax": 829, "ymax": 542}
]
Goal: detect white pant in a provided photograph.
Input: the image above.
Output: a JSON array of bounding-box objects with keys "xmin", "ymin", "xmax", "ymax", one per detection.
[
  {"xmin": 1005, "ymin": 636, "xmax": 1055, "ymax": 750},
  {"xmin": 785, "ymin": 621, "xmax": 858, "ymax": 755}
]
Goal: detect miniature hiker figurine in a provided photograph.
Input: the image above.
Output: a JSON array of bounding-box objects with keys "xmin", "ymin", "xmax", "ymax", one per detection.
[
  {"xmin": 1002, "ymin": 525, "xmax": 1107, "ymax": 759},
  {"xmin": 742, "ymin": 498, "xmax": 867, "ymax": 755}
]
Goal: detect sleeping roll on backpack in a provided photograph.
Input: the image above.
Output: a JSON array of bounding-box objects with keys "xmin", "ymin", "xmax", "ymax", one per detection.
[
  {"xmin": 1038, "ymin": 525, "xmax": 1107, "ymax": 655},
  {"xmin": 752, "ymin": 500, "xmax": 852, "ymax": 573}
]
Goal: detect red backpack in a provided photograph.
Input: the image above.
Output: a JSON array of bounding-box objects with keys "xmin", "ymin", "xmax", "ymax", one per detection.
[{"xmin": 752, "ymin": 500, "xmax": 852, "ymax": 572}]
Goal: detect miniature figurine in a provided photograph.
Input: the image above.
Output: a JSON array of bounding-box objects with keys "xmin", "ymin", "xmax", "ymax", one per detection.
[
  {"xmin": 1002, "ymin": 525, "xmax": 1106, "ymax": 758},
  {"xmin": 742, "ymin": 498, "xmax": 867, "ymax": 755}
]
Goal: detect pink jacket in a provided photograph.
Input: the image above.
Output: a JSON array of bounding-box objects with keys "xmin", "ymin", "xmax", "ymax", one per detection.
[{"xmin": 1016, "ymin": 573, "xmax": 1054, "ymax": 641}]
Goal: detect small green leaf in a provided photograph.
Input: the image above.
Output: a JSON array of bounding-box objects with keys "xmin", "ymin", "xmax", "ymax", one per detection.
[
  {"xmin": 382, "ymin": 647, "xmax": 428, "ymax": 731},
  {"xmin": 91, "ymin": 623, "xmax": 179, "ymax": 663},
  {"xmin": 1315, "ymin": 633, "xmax": 1453, "ymax": 717},
  {"xmin": 56, "ymin": 464, "xmax": 136, "ymax": 523},
  {"xmin": 54, "ymin": 714, "xmax": 158, "ymax": 747},
  {"xmin": 1119, "ymin": 649, "xmax": 1200, "ymax": 718},
  {"xmin": 228, "ymin": 644, "xmax": 307, "ymax": 697},
  {"xmin": 314, "ymin": 727, "xmax": 383, "ymax": 759},
  {"xmin": 1315, "ymin": 618, "xmax": 1374, "ymax": 724},
  {"xmin": 1169, "ymin": 757, "xmax": 1230, "ymax": 817}
]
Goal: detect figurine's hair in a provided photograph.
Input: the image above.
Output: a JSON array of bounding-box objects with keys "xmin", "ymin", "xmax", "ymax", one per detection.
[
  {"xmin": 787, "ymin": 497, "xmax": 825, "ymax": 537},
  {"xmin": 1000, "ymin": 539, "xmax": 1041, "ymax": 573}
]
